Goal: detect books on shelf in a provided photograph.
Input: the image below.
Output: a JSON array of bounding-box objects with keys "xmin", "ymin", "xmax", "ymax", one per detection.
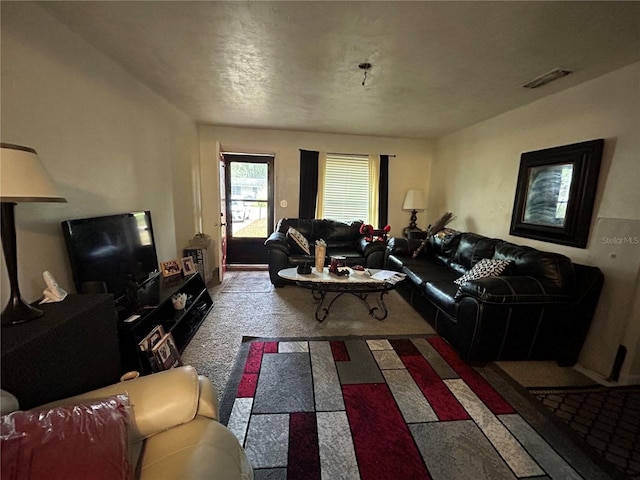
[{"xmin": 370, "ymin": 270, "xmax": 407, "ymax": 285}]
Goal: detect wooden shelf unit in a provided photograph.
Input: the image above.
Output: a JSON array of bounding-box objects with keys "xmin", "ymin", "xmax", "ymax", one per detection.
[{"xmin": 118, "ymin": 273, "xmax": 213, "ymax": 374}]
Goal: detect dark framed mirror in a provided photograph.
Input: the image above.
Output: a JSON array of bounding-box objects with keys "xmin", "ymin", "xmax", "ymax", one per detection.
[{"xmin": 509, "ymin": 139, "xmax": 604, "ymax": 248}]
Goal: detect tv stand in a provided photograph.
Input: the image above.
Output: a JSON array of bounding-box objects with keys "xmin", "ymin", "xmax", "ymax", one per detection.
[{"xmin": 117, "ymin": 273, "xmax": 213, "ymax": 374}]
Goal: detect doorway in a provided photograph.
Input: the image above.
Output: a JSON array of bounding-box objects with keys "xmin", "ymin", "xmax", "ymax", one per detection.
[{"xmin": 221, "ymin": 153, "xmax": 274, "ymax": 265}]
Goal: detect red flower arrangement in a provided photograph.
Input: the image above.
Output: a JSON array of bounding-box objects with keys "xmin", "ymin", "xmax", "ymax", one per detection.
[{"xmin": 359, "ymin": 224, "xmax": 391, "ymax": 242}]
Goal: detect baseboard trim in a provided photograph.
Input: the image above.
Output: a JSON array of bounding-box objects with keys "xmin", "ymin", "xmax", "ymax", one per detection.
[
  {"xmin": 574, "ymin": 363, "xmax": 640, "ymax": 387},
  {"xmin": 619, "ymin": 372, "xmax": 640, "ymax": 386},
  {"xmin": 226, "ymin": 264, "xmax": 268, "ymax": 271}
]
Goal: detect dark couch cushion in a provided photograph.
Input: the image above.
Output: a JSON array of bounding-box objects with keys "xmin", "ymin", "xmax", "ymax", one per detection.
[
  {"xmin": 316, "ymin": 219, "xmax": 363, "ymax": 242},
  {"xmin": 423, "ymin": 281, "xmax": 460, "ymax": 317},
  {"xmin": 325, "ymin": 248, "xmax": 365, "ymax": 266},
  {"xmin": 391, "ymin": 256, "xmax": 458, "ymax": 288},
  {"xmin": 452, "ymin": 233, "xmax": 500, "ymax": 270},
  {"xmin": 494, "ymin": 241, "xmax": 575, "ymax": 291},
  {"xmin": 427, "ymin": 228, "xmax": 462, "ymax": 258},
  {"xmin": 276, "ymin": 218, "xmax": 313, "ymax": 238},
  {"xmin": 275, "ymin": 218, "xmax": 364, "ymax": 244},
  {"xmin": 456, "ymin": 276, "xmax": 571, "ymax": 304}
]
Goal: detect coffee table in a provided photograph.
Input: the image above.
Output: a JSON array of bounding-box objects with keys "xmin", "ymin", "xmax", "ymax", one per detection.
[{"xmin": 278, "ymin": 267, "xmax": 403, "ymax": 322}]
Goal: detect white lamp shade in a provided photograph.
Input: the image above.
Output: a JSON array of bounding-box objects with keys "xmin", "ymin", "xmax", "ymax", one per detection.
[
  {"xmin": 1, "ymin": 143, "xmax": 66, "ymax": 203},
  {"xmin": 402, "ymin": 189, "xmax": 426, "ymax": 211}
]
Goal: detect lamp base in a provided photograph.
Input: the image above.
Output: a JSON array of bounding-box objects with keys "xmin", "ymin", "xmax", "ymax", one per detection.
[
  {"xmin": 407, "ymin": 209, "xmax": 419, "ymax": 229},
  {"xmin": 1, "ymin": 297, "xmax": 43, "ymax": 326}
]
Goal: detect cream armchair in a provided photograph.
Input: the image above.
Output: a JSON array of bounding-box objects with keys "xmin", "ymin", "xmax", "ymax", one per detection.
[{"xmin": 31, "ymin": 366, "xmax": 253, "ymax": 480}]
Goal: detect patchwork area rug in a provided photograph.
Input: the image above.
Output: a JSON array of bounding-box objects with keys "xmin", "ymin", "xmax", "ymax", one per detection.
[{"xmin": 220, "ymin": 335, "xmax": 610, "ymax": 480}]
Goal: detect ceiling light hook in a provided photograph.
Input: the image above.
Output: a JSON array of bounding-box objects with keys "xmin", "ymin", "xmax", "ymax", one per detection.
[{"xmin": 359, "ymin": 62, "xmax": 372, "ymax": 87}]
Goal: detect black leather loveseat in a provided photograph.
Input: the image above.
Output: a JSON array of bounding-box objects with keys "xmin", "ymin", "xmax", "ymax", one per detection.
[
  {"xmin": 386, "ymin": 229, "xmax": 603, "ymax": 365},
  {"xmin": 265, "ymin": 218, "xmax": 386, "ymax": 287}
]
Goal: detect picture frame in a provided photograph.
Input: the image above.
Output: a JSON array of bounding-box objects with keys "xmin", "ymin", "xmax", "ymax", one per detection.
[
  {"xmin": 138, "ymin": 325, "xmax": 166, "ymax": 372},
  {"xmin": 151, "ymin": 333, "xmax": 183, "ymax": 371},
  {"xmin": 138, "ymin": 324, "xmax": 165, "ymax": 352},
  {"xmin": 509, "ymin": 139, "xmax": 604, "ymax": 248},
  {"xmin": 181, "ymin": 256, "xmax": 197, "ymax": 276},
  {"xmin": 160, "ymin": 259, "xmax": 182, "ymax": 277}
]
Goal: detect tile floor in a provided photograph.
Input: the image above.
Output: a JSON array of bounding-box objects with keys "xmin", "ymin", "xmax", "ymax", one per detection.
[{"xmin": 531, "ymin": 387, "xmax": 640, "ymax": 479}]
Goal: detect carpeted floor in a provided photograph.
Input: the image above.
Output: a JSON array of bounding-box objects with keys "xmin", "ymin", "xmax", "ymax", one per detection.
[
  {"xmin": 182, "ymin": 271, "xmax": 634, "ymax": 479},
  {"xmin": 219, "ymin": 335, "xmax": 613, "ymax": 479},
  {"xmin": 182, "ymin": 270, "xmax": 435, "ymax": 400},
  {"xmin": 496, "ymin": 360, "xmax": 598, "ymax": 389}
]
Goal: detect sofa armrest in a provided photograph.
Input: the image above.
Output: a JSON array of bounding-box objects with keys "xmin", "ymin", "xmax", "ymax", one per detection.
[
  {"xmin": 457, "ymin": 276, "xmax": 571, "ymax": 304},
  {"xmin": 37, "ymin": 366, "xmax": 211, "ymax": 442},
  {"xmin": 197, "ymin": 375, "xmax": 219, "ymax": 421},
  {"xmin": 356, "ymin": 237, "xmax": 387, "ymax": 257},
  {"xmin": 264, "ymin": 231, "xmax": 290, "ymax": 255},
  {"xmin": 386, "ymin": 237, "xmax": 410, "ymax": 256}
]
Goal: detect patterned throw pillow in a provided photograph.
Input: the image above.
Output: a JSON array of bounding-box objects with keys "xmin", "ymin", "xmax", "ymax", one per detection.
[
  {"xmin": 454, "ymin": 258, "xmax": 511, "ymax": 286},
  {"xmin": 286, "ymin": 227, "xmax": 311, "ymax": 255}
]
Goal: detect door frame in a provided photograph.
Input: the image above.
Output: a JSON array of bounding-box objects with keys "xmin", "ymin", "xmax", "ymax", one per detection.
[{"xmin": 221, "ymin": 153, "xmax": 275, "ymax": 264}]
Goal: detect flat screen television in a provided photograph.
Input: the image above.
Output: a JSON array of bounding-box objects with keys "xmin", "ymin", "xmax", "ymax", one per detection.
[{"xmin": 61, "ymin": 211, "xmax": 160, "ymax": 301}]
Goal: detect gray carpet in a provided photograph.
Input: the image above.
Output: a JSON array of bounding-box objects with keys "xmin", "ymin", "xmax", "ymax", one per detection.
[
  {"xmin": 220, "ymin": 271, "xmax": 273, "ymax": 293},
  {"xmin": 181, "ymin": 270, "xmax": 435, "ymax": 401}
]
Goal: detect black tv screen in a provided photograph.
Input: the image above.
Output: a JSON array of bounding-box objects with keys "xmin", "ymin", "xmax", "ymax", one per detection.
[{"xmin": 61, "ymin": 211, "xmax": 159, "ymax": 299}]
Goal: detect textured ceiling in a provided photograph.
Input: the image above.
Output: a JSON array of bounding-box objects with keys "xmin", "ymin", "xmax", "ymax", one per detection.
[{"xmin": 39, "ymin": 1, "xmax": 640, "ymax": 139}]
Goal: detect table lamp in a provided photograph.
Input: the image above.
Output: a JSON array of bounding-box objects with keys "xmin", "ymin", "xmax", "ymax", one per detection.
[
  {"xmin": 402, "ymin": 189, "xmax": 426, "ymax": 231},
  {"xmin": 1, "ymin": 143, "xmax": 66, "ymax": 326}
]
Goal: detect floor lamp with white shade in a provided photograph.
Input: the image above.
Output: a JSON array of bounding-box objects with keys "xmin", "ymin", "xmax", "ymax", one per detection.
[{"xmin": 1, "ymin": 143, "xmax": 66, "ymax": 326}]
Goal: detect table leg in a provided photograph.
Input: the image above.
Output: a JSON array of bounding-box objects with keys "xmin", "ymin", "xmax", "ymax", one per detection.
[
  {"xmin": 351, "ymin": 291, "xmax": 389, "ymax": 320},
  {"xmin": 310, "ymin": 289, "xmax": 389, "ymax": 322},
  {"xmin": 312, "ymin": 290, "xmax": 347, "ymax": 322}
]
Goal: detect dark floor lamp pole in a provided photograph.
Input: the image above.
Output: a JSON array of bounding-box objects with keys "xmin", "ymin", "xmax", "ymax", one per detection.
[{"xmin": 1, "ymin": 202, "xmax": 43, "ymax": 325}]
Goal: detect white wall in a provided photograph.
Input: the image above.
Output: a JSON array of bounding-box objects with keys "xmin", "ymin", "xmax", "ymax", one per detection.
[
  {"xmin": 432, "ymin": 62, "xmax": 640, "ymax": 384},
  {"xmin": 1, "ymin": 2, "xmax": 200, "ymax": 304},
  {"xmin": 198, "ymin": 125, "xmax": 433, "ymax": 268}
]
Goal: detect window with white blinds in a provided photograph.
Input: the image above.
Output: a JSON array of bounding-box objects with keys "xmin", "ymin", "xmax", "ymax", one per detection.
[{"xmin": 319, "ymin": 154, "xmax": 371, "ymax": 223}]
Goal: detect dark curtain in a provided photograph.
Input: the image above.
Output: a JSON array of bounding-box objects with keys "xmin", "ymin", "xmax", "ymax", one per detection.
[
  {"xmin": 298, "ymin": 149, "xmax": 319, "ymax": 218},
  {"xmin": 378, "ymin": 155, "xmax": 389, "ymax": 227}
]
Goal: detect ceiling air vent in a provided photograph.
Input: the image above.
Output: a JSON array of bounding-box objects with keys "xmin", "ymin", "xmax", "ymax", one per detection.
[{"xmin": 523, "ymin": 68, "xmax": 572, "ymax": 89}]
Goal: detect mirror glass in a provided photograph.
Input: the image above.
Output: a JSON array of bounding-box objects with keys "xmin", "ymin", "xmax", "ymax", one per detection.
[{"xmin": 523, "ymin": 163, "xmax": 573, "ymax": 227}]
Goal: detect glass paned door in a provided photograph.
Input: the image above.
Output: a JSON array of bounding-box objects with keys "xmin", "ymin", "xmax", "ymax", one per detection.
[{"xmin": 223, "ymin": 153, "xmax": 274, "ymax": 264}]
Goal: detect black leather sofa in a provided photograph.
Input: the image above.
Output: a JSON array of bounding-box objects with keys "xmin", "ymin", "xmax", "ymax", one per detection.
[
  {"xmin": 386, "ymin": 229, "xmax": 604, "ymax": 364},
  {"xmin": 265, "ymin": 218, "xmax": 386, "ymax": 287}
]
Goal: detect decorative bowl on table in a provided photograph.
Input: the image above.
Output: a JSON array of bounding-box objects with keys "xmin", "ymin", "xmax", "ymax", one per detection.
[{"xmin": 351, "ymin": 265, "xmax": 370, "ymax": 276}]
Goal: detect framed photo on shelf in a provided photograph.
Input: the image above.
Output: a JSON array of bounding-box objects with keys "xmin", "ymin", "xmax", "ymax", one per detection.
[
  {"xmin": 181, "ymin": 256, "xmax": 197, "ymax": 276},
  {"xmin": 138, "ymin": 325, "xmax": 165, "ymax": 352},
  {"xmin": 151, "ymin": 333, "xmax": 183, "ymax": 371},
  {"xmin": 138, "ymin": 325, "xmax": 166, "ymax": 372},
  {"xmin": 160, "ymin": 259, "xmax": 182, "ymax": 277}
]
